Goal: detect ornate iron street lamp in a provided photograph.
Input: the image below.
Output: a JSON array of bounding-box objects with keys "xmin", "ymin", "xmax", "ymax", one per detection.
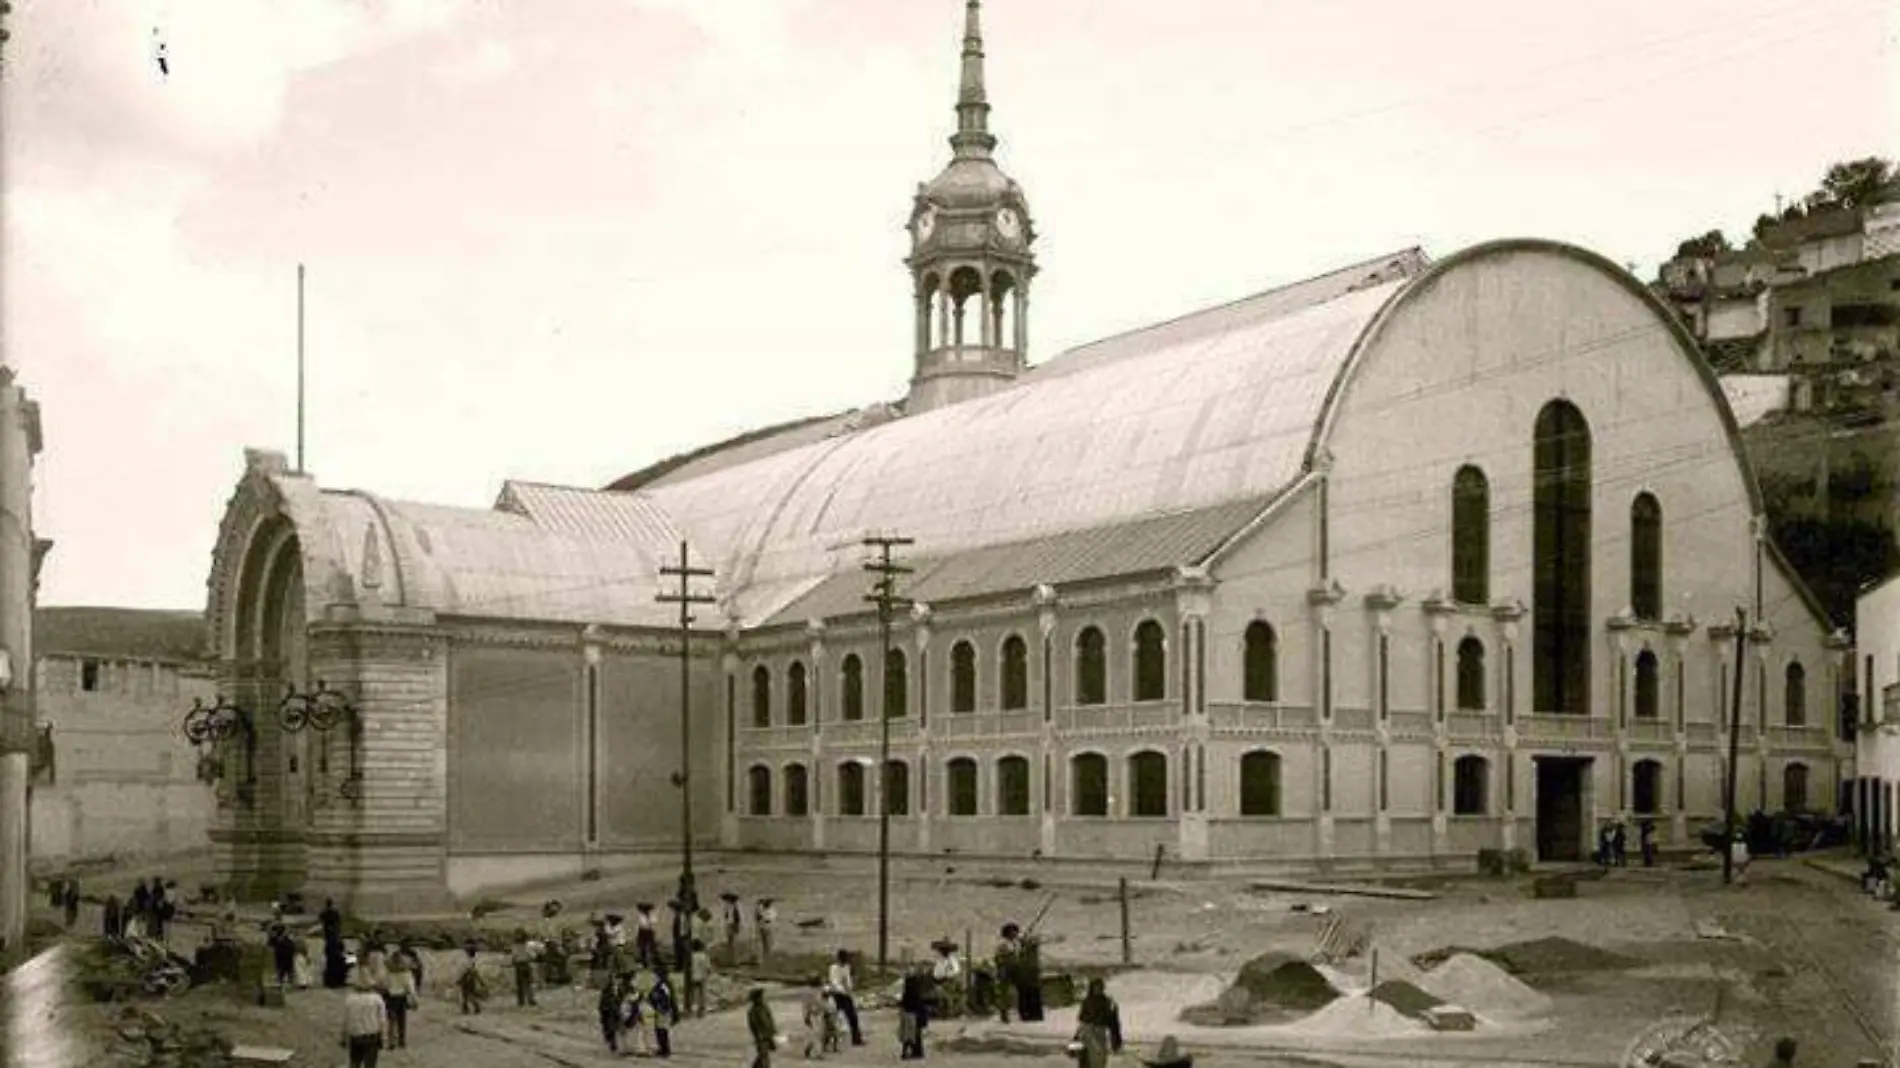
[
  {"xmin": 182, "ymin": 695, "xmax": 256, "ymax": 805},
  {"xmin": 279, "ymin": 681, "xmax": 362, "ymax": 801}
]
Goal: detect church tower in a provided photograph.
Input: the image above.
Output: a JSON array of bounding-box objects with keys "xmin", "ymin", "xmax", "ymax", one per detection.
[{"xmin": 905, "ymin": 0, "xmax": 1037, "ymax": 415}]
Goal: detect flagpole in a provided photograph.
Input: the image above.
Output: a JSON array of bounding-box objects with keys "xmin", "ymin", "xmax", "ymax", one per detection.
[{"xmin": 296, "ymin": 263, "xmax": 306, "ymax": 474}]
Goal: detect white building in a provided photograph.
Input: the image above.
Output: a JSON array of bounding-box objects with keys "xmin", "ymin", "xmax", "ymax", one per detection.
[{"xmin": 1854, "ymin": 572, "xmax": 1900, "ymax": 853}]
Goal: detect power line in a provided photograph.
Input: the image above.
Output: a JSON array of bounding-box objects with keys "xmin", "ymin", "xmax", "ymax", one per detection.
[
  {"xmin": 861, "ymin": 532, "xmax": 913, "ymax": 974},
  {"xmin": 655, "ymin": 538, "xmax": 716, "ymax": 998}
]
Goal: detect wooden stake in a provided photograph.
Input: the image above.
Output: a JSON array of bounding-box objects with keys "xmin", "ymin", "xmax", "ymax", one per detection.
[{"xmin": 1118, "ymin": 877, "xmax": 1131, "ymax": 966}]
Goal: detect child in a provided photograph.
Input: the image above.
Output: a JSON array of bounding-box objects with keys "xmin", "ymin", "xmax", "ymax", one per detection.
[
  {"xmin": 621, "ymin": 974, "xmax": 653, "ymax": 1057},
  {"xmin": 802, "ymin": 983, "xmax": 832, "ymax": 1059},
  {"xmin": 688, "ymin": 939, "xmax": 712, "ymax": 1019},
  {"xmin": 457, "ymin": 942, "xmax": 488, "ymax": 1014}
]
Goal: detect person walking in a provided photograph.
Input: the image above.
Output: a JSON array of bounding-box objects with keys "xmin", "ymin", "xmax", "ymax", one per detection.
[
  {"xmin": 635, "ymin": 903, "xmax": 659, "ymax": 968},
  {"xmin": 803, "ymin": 980, "xmax": 838, "ymax": 1058},
  {"xmin": 993, "ymin": 925, "xmax": 1022, "ymax": 1024},
  {"xmin": 669, "ymin": 899, "xmax": 692, "ymax": 970},
  {"xmin": 383, "ymin": 943, "xmax": 417, "ymax": 1050},
  {"xmin": 101, "ymin": 894, "xmax": 122, "ymax": 940},
  {"xmin": 1074, "ymin": 978, "xmax": 1124, "ymax": 1068},
  {"xmin": 688, "ymin": 940, "xmax": 712, "ymax": 1019},
  {"xmin": 1611, "ymin": 818, "xmax": 1628, "ymax": 867},
  {"xmin": 598, "ymin": 975, "xmax": 625, "ymax": 1055},
  {"xmin": 130, "ymin": 879, "xmax": 151, "ymax": 928},
  {"xmin": 747, "ymin": 988, "xmax": 779, "ymax": 1068},
  {"xmin": 149, "ymin": 879, "xmax": 169, "ymax": 941},
  {"xmin": 268, "ymin": 924, "xmax": 298, "ymax": 988},
  {"xmin": 510, "ymin": 930, "xmax": 539, "ymax": 1007},
  {"xmin": 457, "ymin": 941, "xmax": 488, "ymax": 1015},
  {"xmin": 648, "ymin": 966, "xmax": 676, "ymax": 1057},
  {"xmin": 1016, "ymin": 929, "xmax": 1045, "ymax": 1022},
  {"xmin": 722, "ymin": 893, "xmax": 744, "ymax": 960},
  {"xmin": 755, "ymin": 898, "xmax": 778, "ymax": 965},
  {"xmin": 826, "ymin": 949, "xmax": 864, "ymax": 1045},
  {"xmin": 898, "ymin": 970, "xmax": 930, "ymax": 1060},
  {"xmin": 1639, "ymin": 818, "xmax": 1657, "ymax": 868},
  {"xmin": 342, "ymin": 973, "xmax": 388, "ymax": 1068}
]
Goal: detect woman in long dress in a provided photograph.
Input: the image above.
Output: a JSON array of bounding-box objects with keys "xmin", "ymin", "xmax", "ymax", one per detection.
[{"xmin": 1074, "ymin": 978, "xmax": 1123, "ymax": 1068}]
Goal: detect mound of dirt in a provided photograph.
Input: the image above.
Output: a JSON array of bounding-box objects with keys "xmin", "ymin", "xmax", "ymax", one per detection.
[
  {"xmin": 1367, "ymin": 979, "xmax": 1442, "ymax": 1019},
  {"xmin": 1282, "ymin": 993, "xmax": 1427, "ymax": 1038},
  {"xmin": 1235, "ymin": 952, "xmax": 1340, "ymax": 1011},
  {"xmin": 1484, "ymin": 937, "xmax": 1637, "ymax": 977},
  {"xmin": 1419, "ymin": 953, "xmax": 1552, "ymax": 1018}
]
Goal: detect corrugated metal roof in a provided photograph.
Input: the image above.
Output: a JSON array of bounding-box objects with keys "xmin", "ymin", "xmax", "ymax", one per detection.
[
  {"xmin": 34, "ymin": 607, "xmax": 208, "ymax": 662},
  {"xmin": 496, "ymin": 481, "xmax": 682, "ymax": 547},
  {"xmin": 762, "ymin": 494, "xmax": 1272, "ymax": 627}
]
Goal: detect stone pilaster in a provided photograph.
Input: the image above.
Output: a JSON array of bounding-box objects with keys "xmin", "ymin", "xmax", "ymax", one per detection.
[
  {"xmin": 1308, "ymin": 581, "xmax": 1344, "ymax": 860},
  {"xmin": 721, "ymin": 646, "xmax": 741, "ymax": 849}
]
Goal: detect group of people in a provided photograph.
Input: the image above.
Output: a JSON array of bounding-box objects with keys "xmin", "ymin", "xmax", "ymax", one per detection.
[
  {"xmin": 1593, "ymin": 816, "xmax": 1658, "ymax": 868},
  {"xmin": 95, "ymin": 875, "xmax": 176, "ymax": 941}
]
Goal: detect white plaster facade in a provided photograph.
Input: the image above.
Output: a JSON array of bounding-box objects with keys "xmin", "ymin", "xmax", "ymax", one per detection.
[{"xmin": 1854, "ymin": 572, "xmax": 1900, "ymax": 852}]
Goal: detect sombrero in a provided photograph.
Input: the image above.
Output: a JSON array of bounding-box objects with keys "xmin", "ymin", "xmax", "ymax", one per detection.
[
  {"xmin": 718, "ymin": 892, "xmax": 740, "ymax": 902},
  {"xmin": 636, "ymin": 902, "xmax": 654, "ymax": 911},
  {"xmin": 930, "ymin": 938, "xmax": 959, "ymax": 953}
]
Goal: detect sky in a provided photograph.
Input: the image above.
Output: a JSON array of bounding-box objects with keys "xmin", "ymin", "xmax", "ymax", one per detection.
[{"xmin": 3, "ymin": 0, "xmax": 1897, "ymax": 612}]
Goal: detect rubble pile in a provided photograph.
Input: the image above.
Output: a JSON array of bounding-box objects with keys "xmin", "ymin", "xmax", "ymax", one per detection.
[
  {"xmin": 72, "ymin": 939, "xmax": 192, "ymax": 1003},
  {"xmin": 107, "ymin": 1006, "xmax": 235, "ymax": 1068}
]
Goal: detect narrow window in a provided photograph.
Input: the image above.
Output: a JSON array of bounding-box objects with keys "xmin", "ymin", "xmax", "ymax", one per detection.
[
  {"xmin": 787, "ymin": 661, "xmax": 808, "ymax": 726},
  {"xmin": 1075, "ymin": 627, "xmax": 1107, "ymax": 706},
  {"xmin": 751, "ymin": 665, "xmax": 771, "ymax": 728},
  {"xmin": 884, "ymin": 649, "xmax": 908, "ymax": 719},
  {"xmin": 841, "ymin": 655, "xmax": 864, "ymax": 721},
  {"xmin": 784, "ymin": 764, "xmax": 809, "ymax": 816},
  {"xmin": 1378, "ymin": 634, "xmax": 1391, "ymax": 719},
  {"xmin": 1128, "ymin": 751, "xmax": 1167, "ymax": 817},
  {"xmin": 1321, "ymin": 747, "xmax": 1333, "ymax": 810},
  {"xmin": 947, "ymin": 758, "xmax": 978, "ymax": 815},
  {"xmin": 1243, "ymin": 621, "xmax": 1278, "ymax": 702},
  {"xmin": 1784, "ymin": 762, "xmax": 1809, "ymax": 810},
  {"xmin": 1071, "ymin": 753, "xmax": 1108, "ymax": 816},
  {"xmin": 1133, "ymin": 620, "xmax": 1167, "ymax": 702},
  {"xmin": 1784, "ymin": 661, "xmax": 1807, "ymax": 727},
  {"xmin": 1433, "ymin": 639, "xmax": 1446, "ymax": 720},
  {"xmin": 81, "ymin": 660, "xmax": 100, "ymax": 692},
  {"xmin": 1631, "ymin": 493, "xmax": 1663, "ymax": 620},
  {"xmin": 1533, "ymin": 399, "xmax": 1592, "ymax": 715},
  {"xmin": 1631, "ymin": 759, "xmax": 1662, "ymax": 815},
  {"xmin": 1378, "ymin": 750, "xmax": 1389, "ymax": 811},
  {"xmin": 1321, "ymin": 629, "xmax": 1333, "ymax": 719},
  {"xmin": 997, "ymin": 756, "xmax": 1030, "ymax": 816},
  {"xmin": 1000, "ymin": 635, "xmax": 1029, "ymax": 710},
  {"xmin": 883, "ymin": 759, "xmax": 910, "ymax": 816},
  {"xmin": 950, "ymin": 641, "xmax": 977, "ymax": 713},
  {"xmin": 838, "ymin": 763, "xmax": 866, "ymax": 816},
  {"xmin": 1635, "ymin": 651, "xmax": 1660, "ymax": 720},
  {"xmin": 1457, "ymin": 637, "xmax": 1486, "ymax": 711},
  {"xmin": 1451, "ymin": 465, "xmax": 1491, "ymax": 604},
  {"xmin": 1453, "ymin": 755, "xmax": 1489, "ymax": 815},
  {"xmin": 586, "ymin": 663, "xmax": 600, "ymax": 842},
  {"xmin": 747, "ymin": 765, "xmax": 773, "ymax": 816}
]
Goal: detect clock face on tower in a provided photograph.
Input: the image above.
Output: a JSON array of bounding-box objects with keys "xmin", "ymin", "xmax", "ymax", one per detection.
[
  {"xmin": 916, "ymin": 208, "xmax": 937, "ymax": 243},
  {"xmin": 995, "ymin": 207, "xmax": 1021, "ymax": 241}
]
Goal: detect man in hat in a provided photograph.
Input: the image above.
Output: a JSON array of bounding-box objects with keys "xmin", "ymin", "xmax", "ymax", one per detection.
[
  {"xmin": 721, "ymin": 893, "xmax": 743, "ymax": 961},
  {"xmin": 992, "ymin": 925, "xmax": 1022, "ymax": 1024},
  {"xmin": 746, "ymin": 987, "xmax": 778, "ymax": 1068},
  {"xmin": 668, "ymin": 899, "xmax": 692, "ymax": 972},
  {"xmin": 930, "ymin": 939, "xmax": 964, "ymax": 1017},
  {"xmin": 754, "ymin": 898, "xmax": 778, "ymax": 965},
  {"xmin": 635, "ymin": 903, "xmax": 659, "ymax": 968}
]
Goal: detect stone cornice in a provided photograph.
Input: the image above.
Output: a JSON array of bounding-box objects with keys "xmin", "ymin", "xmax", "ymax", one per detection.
[
  {"xmin": 1362, "ymin": 584, "xmax": 1404, "ymax": 612},
  {"xmin": 1489, "ymin": 599, "xmax": 1527, "ymax": 624},
  {"xmin": 1306, "ymin": 580, "xmax": 1347, "ymax": 607}
]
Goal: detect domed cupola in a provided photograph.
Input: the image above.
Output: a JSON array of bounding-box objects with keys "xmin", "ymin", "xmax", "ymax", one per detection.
[{"xmin": 904, "ymin": 0, "xmax": 1038, "ymax": 415}]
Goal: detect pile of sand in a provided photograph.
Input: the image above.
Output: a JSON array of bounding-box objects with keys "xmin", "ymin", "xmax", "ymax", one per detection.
[
  {"xmin": 1419, "ymin": 953, "xmax": 1552, "ymax": 1019},
  {"xmin": 1235, "ymin": 952, "xmax": 1340, "ymax": 1011},
  {"xmin": 1367, "ymin": 979, "xmax": 1442, "ymax": 1019},
  {"xmin": 1281, "ymin": 993, "xmax": 1428, "ymax": 1038}
]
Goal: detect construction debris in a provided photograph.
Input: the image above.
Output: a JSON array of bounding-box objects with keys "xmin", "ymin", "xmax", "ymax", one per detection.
[
  {"xmin": 1249, "ymin": 880, "xmax": 1437, "ymax": 901},
  {"xmin": 108, "ymin": 1005, "xmax": 235, "ymax": 1067}
]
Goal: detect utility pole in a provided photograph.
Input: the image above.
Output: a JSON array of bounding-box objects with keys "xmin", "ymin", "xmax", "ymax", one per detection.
[
  {"xmin": 1721, "ymin": 606, "xmax": 1748, "ymax": 886},
  {"xmin": 0, "ymin": 368, "xmax": 42, "ymax": 966},
  {"xmin": 656, "ymin": 541, "xmax": 714, "ymax": 993},
  {"xmin": 863, "ymin": 533, "xmax": 914, "ymax": 972}
]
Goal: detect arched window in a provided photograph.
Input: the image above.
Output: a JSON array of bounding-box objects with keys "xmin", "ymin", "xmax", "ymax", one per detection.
[
  {"xmin": 946, "ymin": 757, "xmax": 979, "ymax": 815},
  {"xmin": 1070, "ymin": 752, "xmax": 1108, "ymax": 816},
  {"xmin": 1784, "ymin": 661, "xmax": 1807, "ymax": 727},
  {"xmin": 786, "ymin": 661, "xmax": 808, "ymax": 726},
  {"xmin": 1000, "ymin": 636, "xmax": 1029, "ymax": 711},
  {"xmin": 838, "ymin": 762, "xmax": 866, "ymax": 817},
  {"xmin": 1631, "ymin": 759, "xmax": 1662, "ymax": 815},
  {"xmin": 996, "ymin": 755, "xmax": 1030, "ymax": 815},
  {"xmin": 747, "ymin": 765, "xmax": 773, "ymax": 816},
  {"xmin": 1129, "ymin": 750, "xmax": 1168, "ymax": 817},
  {"xmin": 1452, "ymin": 755, "xmax": 1488, "ymax": 815},
  {"xmin": 1239, "ymin": 750, "xmax": 1282, "ymax": 817},
  {"xmin": 1456, "ymin": 637, "xmax": 1486, "ymax": 711},
  {"xmin": 950, "ymin": 641, "xmax": 977, "ymax": 714},
  {"xmin": 1451, "ymin": 465, "xmax": 1491, "ymax": 604},
  {"xmin": 1074, "ymin": 627, "xmax": 1107, "ymax": 706},
  {"xmin": 1634, "ymin": 650, "xmax": 1660, "ymax": 720},
  {"xmin": 783, "ymin": 763, "xmax": 809, "ymax": 816},
  {"xmin": 1243, "ymin": 621, "xmax": 1278, "ymax": 702},
  {"xmin": 1133, "ymin": 620, "xmax": 1167, "ymax": 703},
  {"xmin": 1533, "ymin": 400, "xmax": 1592, "ymax": 715},
  {"xmin": 883, "ymin": 649, "xmax": 908, "ymax": 720},
  {"xmin": 883, "ymin": 759, "xmax": 910, "ymax": 816},
  {"xmin": 1630, "ymin": 493, "xmax": 1662, "ymax": 620},
  {"xmin": 751, "ymin": 665, "xmax": 771, "ymax": 728},
  {"xmin": 1783, "ymin": 762, "xmax": 1809, "ymax": 810},
  {"xmin": 841, "ymin": 655, "xmax": 864, "ymax": 722}
]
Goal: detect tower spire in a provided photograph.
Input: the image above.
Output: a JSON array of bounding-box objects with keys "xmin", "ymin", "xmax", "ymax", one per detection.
[{"xmin": 950, "ymin": 0, "xmax": 996, "ymax": 159}]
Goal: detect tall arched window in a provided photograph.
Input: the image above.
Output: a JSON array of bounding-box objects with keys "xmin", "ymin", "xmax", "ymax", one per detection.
[
  {"xmin": 883, "ymin": 649, "xmax": 908, "ymax": 720},
  {"xmin": 1533, "ymin": 400, "xmax": 1592, "ymax": 715},
  {"xmin": 751, "ymin": 665, "xmax": 772, "ymax": 728},
  {"xmin": 1243, "ymin": 621, "xmax": 1278, "ymax": 702},
  {"xmin": 838, "ymin": 762, "xmax": 866, "ymax": 816},
  {"xmin": 1634, "ymin": 650, "xmax": 1660, "ymax": 720},
  {"xmin": 841, "ymin": 655, "xmax": 864, "ymax": 722},
  {"xmin": 783, "ymin": 763, "xmax": 809, "ymax": 816},
  {"xmin": 1456, "ymin": 637, "xmax": 1486, "ymax": 711},
  {"xmin": 1631, "ymin": 759, "xmax": 1662, "ymax": 815},
  {"xmin": 1452, "ymin": 755, "xmax": 1488, "ymax": 815},
  {"xmin": 1451, "ymin": 465, "xmax": 1491, "ymax": 605},
  {"xmin": 950, "ymin": 641, "xmax": 977, "ymax": 713},
  {"xmin": 1783, "ymin": 762, "xmax": 1809, "ymax": 810},
  {"xmin": 1000, "ymin": 636, "xmax": 1029, "ymax": 711},
  {"xmin": 1070, "ymin": 752, "xmax": 1108, "ymax": 816},
  {"xmin": 787, "ymin": 661, "xmax": 808, "ymax": 726},
  {"xmin": 1129, "ymin": 750, "xmax": 1168, "ymax": 817},
  {"xmin": 946, "ymin": 757, "xmax": 979, "ymax": 815},
  {"xmin": 883, "ymin": 760, "xmax": 910, "ymax": 816},
  {"xmin": 1784, "ymin": 661, "xmax": 1807, "ymax": 727},
  {"xmin": 1239, "ymin": 750, "xmax": 1282, "ymax": 816},
  {"xmin": 1630, "ymin": 493, "xmax": 1662, "ymax": 620},
  {"xmin": 747, "ymin": 765, "xmax": 773, "ymax": 816},
  {"xmin": 1074, "ymin": 627, "xmax": 1107, "ymax": 706},
  {"xmin": 996, "ymin": 755, "xmax": 1031, "ymax": 816},
  {"xmin": 1133, "ymin": 620, "xmax": 1166, "ymax": 702}
]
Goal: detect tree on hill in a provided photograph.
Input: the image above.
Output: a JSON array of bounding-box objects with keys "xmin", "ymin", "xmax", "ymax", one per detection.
[
  {"xmin": 1674, "ymin": 229, "xmax": 1731, "ymax": 259},
  {"xmin": 1814, "ymin": 157, "xmax": 1894, "ymax": 211}
]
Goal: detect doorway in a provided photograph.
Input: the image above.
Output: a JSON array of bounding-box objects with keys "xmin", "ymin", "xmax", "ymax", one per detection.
[{"xmin": 1534, "ymin": 756, "xmax": 1592, "ymax": 862}]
